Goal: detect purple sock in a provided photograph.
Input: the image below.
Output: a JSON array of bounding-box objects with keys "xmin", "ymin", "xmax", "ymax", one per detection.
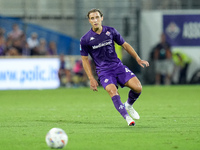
[
  {"xmin": 112, "ymin": 95, "xmax": 129, "ymax": 119},
  {"xmin": 127, "ymin": 90, "xmax": 141, "ymax": 105}
]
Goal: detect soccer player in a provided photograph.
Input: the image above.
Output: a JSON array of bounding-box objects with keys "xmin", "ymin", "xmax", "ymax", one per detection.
[{"xmin": 80, "ymin": 8, "xmax": 149, "ymax": 126}]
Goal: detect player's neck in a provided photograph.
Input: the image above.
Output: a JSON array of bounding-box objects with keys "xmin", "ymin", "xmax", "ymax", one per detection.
[{"xmin": 92, "ymin": 26, "xmax": 103, "ymax": 34}]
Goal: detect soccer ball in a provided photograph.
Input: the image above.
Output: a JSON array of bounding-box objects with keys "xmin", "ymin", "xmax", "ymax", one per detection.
[{"xmin": 45, "ymin": 128, "xmax": 68, "ymax": 149}]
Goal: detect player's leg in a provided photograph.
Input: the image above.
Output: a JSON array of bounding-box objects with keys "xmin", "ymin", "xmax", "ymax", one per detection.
[
  {"xmin": 124, "ymin": 76, "xmax": 142, "ymax": 120},
  {"xmin": 115, "ymin": 65, "xmax": 141, "ymax": 120},
  {"xmin": 124, "ymin": 76, "xmax": 142, "ymax": 101},
  {"xmin": 105, "ymin": 84, "xmax": 135, "ymax": 126},
  {"xmin": 98, "ymin": 71, "xmax": 135, "ymax": 126}
]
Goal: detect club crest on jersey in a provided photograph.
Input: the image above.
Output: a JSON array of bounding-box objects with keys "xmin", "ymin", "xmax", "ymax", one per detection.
[
  {"xmin": 90, "ymin": 37, "xmax": 95, "ymax": 41},
  {"xmin": 106, "ymin": 31, "xmax": 110, "ymax": 36},
  {"xmin": 104, "ymin": 79, "xmax": 109, "ymax": 83}
]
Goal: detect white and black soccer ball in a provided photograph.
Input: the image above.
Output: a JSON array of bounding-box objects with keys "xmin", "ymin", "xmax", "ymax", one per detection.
[{"xmin": 45, "ymin": 128, "xmax": 68, "ymax": 149}]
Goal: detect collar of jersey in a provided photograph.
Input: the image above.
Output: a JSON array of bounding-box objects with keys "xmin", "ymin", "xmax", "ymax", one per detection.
[{"xmin": 90, "ymin": 25, "xmax": 106, "ymax": 36}]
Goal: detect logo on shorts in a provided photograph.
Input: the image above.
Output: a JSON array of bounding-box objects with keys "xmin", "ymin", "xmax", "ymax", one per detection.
[
  {"xmin": 119, "ymin": 105, "xmax": 124, "ymax": 110},
  {"xmin": 104, "ymin": 79, "xmax": 109, "ymax": 83},
  {"xmin": 125, "ymin": 68, "xmax": 134, "ymax": 75}
]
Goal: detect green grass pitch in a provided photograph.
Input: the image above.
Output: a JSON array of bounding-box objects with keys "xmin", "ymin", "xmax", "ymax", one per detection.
[{"xmin": 0, "ymin": 85, "xmax": 199, "ymax": 150}]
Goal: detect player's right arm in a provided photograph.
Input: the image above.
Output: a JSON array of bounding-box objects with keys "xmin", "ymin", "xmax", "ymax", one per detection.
[{"xmin": 81, "ymin": 56, "xmax": 99, "ymax": 91}]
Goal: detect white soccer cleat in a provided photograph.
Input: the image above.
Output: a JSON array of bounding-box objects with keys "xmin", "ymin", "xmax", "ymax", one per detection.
[
  {"xmin": 125, "ymin": 116, "xmax": 135, "ymax": 126},
  {"xmin": 124, "ymin": 102, "xmax": 140, "ymax": 120}
]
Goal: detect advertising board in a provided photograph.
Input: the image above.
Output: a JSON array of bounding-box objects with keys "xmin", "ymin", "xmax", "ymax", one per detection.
[{"xmin": 0, "ymin": 58, "xmax": 60, "ymax": 90}]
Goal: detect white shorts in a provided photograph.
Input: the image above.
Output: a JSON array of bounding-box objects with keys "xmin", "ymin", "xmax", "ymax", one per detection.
[{"xmin": 155, "ymin": 59, "xmax": 173, "ymax": 75}]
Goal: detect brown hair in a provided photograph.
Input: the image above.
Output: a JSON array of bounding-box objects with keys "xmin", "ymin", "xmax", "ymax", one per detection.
[{"xmin": 87, "ymin": 8, "xmax": 103, "ymax": 19}]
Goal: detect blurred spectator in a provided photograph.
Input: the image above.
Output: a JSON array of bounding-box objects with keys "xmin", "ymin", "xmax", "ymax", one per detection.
[
  {"xmin": 153, "ymin": 33, "xmax": 173, "ymax": 85},
  {"xmin": 0, "ymin": 35, "xmax": 6, "ymax": 56},
  {"xmin": 5, "ymin": 36, "xmax": 13, "ymax": 50},
  {"xmin": 72, "ymin": 58, "xmax": 88, "ymax": 87},
  {"xmin": 47, "ymin": 41, "xmax": 57, "ymax": 55},
  {"xmin": 6, "ymin": 47, "xmax": 19, "ymax": 56},
  {"xmin": 58, "ymin": 54, "xmax": 72, "ymax": 87},
  {"xmin": 22, "ymin": 41, "xmax": 31, "ymax": 56},
  {"xmin": 19, "ymin": 33, "xmax": 27, "ymax": 47},
  {"xmin": 0, "ymin": 28, "xmax": 5, "ymax": 55},
  {"xmin": 27, "ymin": 32, "xmax": 39, "ymax": 55},
  {"xmin": 37, "ymin": 38, "xmax": 48, "ymax": 55},
  {"xmin": 12, "ymin": 38, "xmax": 23, "ymax": 55},
  {"xmin": 172, "ymin": 50, "xmax": 192, "ymax": 84},
  {"xmin": 0, "ymin": 27, "xmax": 5, "ymax": 36},
  {"xmin": 18, "ymin": 33, "xmax": 30, "ymax": 56},
  {"xmin": 7, "ymin": 24, "xmax": 23, "ymax": 40}
]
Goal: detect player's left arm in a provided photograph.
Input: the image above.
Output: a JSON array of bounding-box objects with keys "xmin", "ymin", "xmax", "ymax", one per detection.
[{"xmin": 122, "ymin": 42, "xmax": 149, "ymax": 68}]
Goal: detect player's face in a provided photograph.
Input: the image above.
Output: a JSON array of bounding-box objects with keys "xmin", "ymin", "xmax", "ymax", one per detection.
[{"xmin": 88, "ymin": 12, "xmax": 103, "ymax": 30}]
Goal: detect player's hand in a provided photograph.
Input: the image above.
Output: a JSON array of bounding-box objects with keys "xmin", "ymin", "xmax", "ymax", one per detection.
[
  {"xmin": 90, "ymin": 78, "xmax": 99, "ymax": 91},
  {"xmin": 137, "ymin": 59, "xmax": 150, "ymax": 68}
]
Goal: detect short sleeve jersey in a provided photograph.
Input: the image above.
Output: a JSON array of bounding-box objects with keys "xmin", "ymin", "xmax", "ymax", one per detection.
[{"xmin": 80, "ymin": 26, "xmax": 125, "ymax": 71}]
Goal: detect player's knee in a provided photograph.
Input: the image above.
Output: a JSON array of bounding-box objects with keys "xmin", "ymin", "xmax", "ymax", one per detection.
[
  {"xmin": 106, "ymin": 85, "xmax": 118, "ymax": 97},
  {"xmin": 134, "ymin": 84, "xmax": 142, "ymax": 93},
  {"xmin": 108, "ymin": 89, "xmax": 118, "ymax": 97}
]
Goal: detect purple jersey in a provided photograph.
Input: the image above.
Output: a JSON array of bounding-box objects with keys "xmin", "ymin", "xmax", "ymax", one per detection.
[{"xmin": 80, "ymin": 26, "xmax": 125, "ymax": 71}]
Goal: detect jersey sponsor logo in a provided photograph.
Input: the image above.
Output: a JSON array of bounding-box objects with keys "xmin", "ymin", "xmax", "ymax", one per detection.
[{"xmin": 92, "ymin": 40, "xmax": 112, "ymax": 49}]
